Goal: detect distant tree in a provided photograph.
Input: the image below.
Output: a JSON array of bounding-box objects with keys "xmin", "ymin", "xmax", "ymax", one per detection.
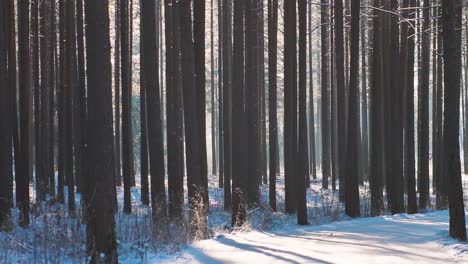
[
  {"xmin": 84, "ymin": 0, "xmax": 118, "ymax": 260},
  {"xmin": 442, "ymin": 0, "xmax": 467, "ymax": 242}
]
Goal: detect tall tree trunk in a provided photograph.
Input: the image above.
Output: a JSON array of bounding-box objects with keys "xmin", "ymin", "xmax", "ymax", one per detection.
[
  {"xmin": 8, "ymin": 0, "xmax": 19, "ymax": 207},
  {"xmin": 222, "ymin": 0, "xmax": 232, "ymax": 210},
  {"xmin": 268, "ymin": 0, "xmax": 278, "ymax": 212},
  {"xmin": 418, "ymin": 0, "xmax": 430, "ymax": 211},
  {"xmin": 179, "ymin": 0, "xmax": 208, "ymax": 238},
  {"xmin": 121, "ymin": 0, "xmax": 133, "ymax": 214},
  {"xmin": 194, "ymin": 0, "xmax": 209, "ymax": 215},
  {"xmin": 84, "ymin": 0, "xmax": 118, "ymax": 260},
  {"xmin": 308, "ymin": 0, "xmax": 317, "ymax": 181},
  {"xmin": 335, "ymin": 0, "xmax": 346, "ymax": 198},
  {"xmin": 232, "ymin": 0, "xmax": 247, "ymax": 226},
  {"xmin": 32, "ymin": 0, "xmax": 40, "ymax": 193},
  {"xmin": 139, "ymin": 12, "xmax": 149, "ymax": 206},
  {"xmin": 144, "ymin": 0, "xmax": 168, "ymax": 235},
  {"xmin": 246, "ymin": 0, "xmax": 260, "ymax": 206},
  {"xmin": 0, "ymin": 0, "xmax": 12, "ymax": 228},
  {"xmin": 65, "ymin": 0, "xmax": 76, "ymax": 213},
  {"xmin": 211, "ymin": 0, "xmax": 218, "ymax": 176},
  {"xmin": 18, "ymin": 0, "xmax": 32, "ymax": 227},
  {"xmin": 321, "ymin": 0, "xmax": 331, "ymax": 190},
  {"xmin": 406, "ymin": 0, "xmax": 417, "ymax": 214},
  {"xmin": 114, "ymin": 0, "xmax": 122, "ymax": 187},
  {"xmin": 369, "ymin": 0, "xmax": 384, "ymax": 216},
  {"xmin": 39, "ymin": 0, "xmax": 52, "ymax": 202},
  {"xmin": 57, "ymin": 0, "xmax": 65, "ymax": 204},
  {"xmin": 442, "ymin": 0, "xmax": 466, "ymax": 242},
  {"xmin": 344, "ymin": 0, "xmax": 361, "ymax": 218},
  {"xmin": 297, "ymin": 0, "xmax": 308, "ymax": 225},
  {"xmin": 284, "ymin": 0, "xmax": 297, "ymax": 213}
]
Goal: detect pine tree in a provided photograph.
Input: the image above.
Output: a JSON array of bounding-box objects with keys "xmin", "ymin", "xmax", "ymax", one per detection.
[
  {"xmin": 441, "ymin": 0, "xmax": 467, "ymax": 242},
  {"xmin": 297, "ymin": 0, "xmax": 309, "ymax": 225},
  {"xmin": 84, "ymin": 0, "xmax": 118, "ymax": 259},
  {"xmin": 17, "ymin": 0, "xmax": 32, "ymax": 227},
  {"xmin": 268, "ymin": 0, "xmax": 278, "ymax": 211}
]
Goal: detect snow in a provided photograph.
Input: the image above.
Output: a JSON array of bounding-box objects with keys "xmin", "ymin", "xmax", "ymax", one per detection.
[
  {"xmin": 2, "ymin": 171, "xmax": 468, "ymax": 263},
  {"xmin": 150, "ymin": 210, "xmax": 468, "ymax": 264}
]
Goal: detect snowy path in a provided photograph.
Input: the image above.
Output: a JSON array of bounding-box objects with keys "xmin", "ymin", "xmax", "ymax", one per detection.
[{"xmin": 152, "ymin": 210, "xmax": 468, "ymax": 264}]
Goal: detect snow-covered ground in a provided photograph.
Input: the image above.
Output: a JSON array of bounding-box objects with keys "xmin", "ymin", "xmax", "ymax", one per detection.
[
  {"xmin": 1, "ymin": 171, "xmax": 468, "ymax": 263},
  {"xmin": 151, "ymin": 210, "xmax": 468, "ymax": 264}
]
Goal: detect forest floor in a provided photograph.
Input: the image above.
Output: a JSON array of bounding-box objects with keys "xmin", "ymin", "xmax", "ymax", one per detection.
[
  {"xmin": 151, "ymin": 209, "xmax": 468, "ymax": 264},
  {"xmin": 1, "ymin": 171, "xmax": 468, "ymax": 263}
]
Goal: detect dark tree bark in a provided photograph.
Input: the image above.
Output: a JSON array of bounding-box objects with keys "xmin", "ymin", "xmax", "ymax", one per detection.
[
  {"xmin": 0, "ymin": 0, "xmax": 12, "ymax": 228},
  {"xmin": 268, "ymin": 0, "xmax": 278, "ymax": 212},
  {"xmin": 57, "ymin": 0, "xmax": 65, "ymax": 204},
  {"xmin": 179, "ymin": 0, "xmax": 208, "ymax": 237},
  {"xmin": 121, "ymin": 0, "xmax": 133, "ymax": 214},
  {"xmin": 139, "ymin": 15, "xmax": 149, "ymax": 206},
  {"xmin": 32, "ymin": 0, "xmax": 40, "ymax": 195},
  {"xmin": 344, "ymin": 0, "xmax": 361, "ymax": 218},
  {"xmin": 222, "ymin": 0, "xmax": 232, "ymax": 210},
  {"xmin": 321, "ymin": 0, "xmax": 331, "ymax": 190},
  {"xmin": 194, "ymin": 0, "xmax": 209, "ymax": 216},
  {"xmin": 84, "ymin": 0, "xmax": 118, "ymax": 260},
  {"xmin": 48, "ymin": 0, "xmax": 56, "ymax": 197},
  {"xmin": 405, "ymin": 0, "xmax": 417, "ymax": 214},
  {"xmin": 360, "ymin": 8, "xmax": 369, "ymax": 182},
  {"xmin": 297, "ymin": 0, "xmax": 308, "ymax": 225},
  {"xmin": 65, "ymin": 0, "xmax": 76, "ymax": 213},
  {"xmin": 284, "ymin": 0, "xmax": 297, "ymax": 213},
  {"xmin": 211, "ymin": 0, "xmax": 218, "ymax": 176},
  {"xmin": 218, "ymin": 0, "xmax": 224, "ymax": 189},
  {"xmin": 166, "ymin": 0, "xmax": 184, "ymax": 220},
  {"xmin": 39, "ymin": 0, "xmax": 52, "ymax": 202},
  {"xmin": 435, "ymin": 4, "xmax": 447, "ymax": 209},
  {"xmin": 75, "ymin": 0, "xmax": 87, "ymax": 194},
  {"xmin": 17, "ymin": 0, "xmax": 32, "ymax": 227},
  {"xmin": 114, "ymin": 0, "xmax": 122, "ymax": 187},
  {"xmin": 418, "ymin": 0, "xmax": 430, "ymax": 211},
  {"xmin": 369, "ymin": 0, "xmax": 384, "ymax": 216},
  {"xmin": 143, "ymin": 0, "xmax": 168, "ymax": 233},
  {"xmin": 442, "ymin": 0, "xmax": 466, "ymax": 242},
  {"xmin": 232, "ymin": 0, "xmax": 247, "ymax": 226},
  {"xmin": 335, "ymin": 0, "xmax": 346, "ymax": 198},
  {"xmin": 246, "ymin": 0, "xmax": 260, "ymax": 206},
  {"xmin": 7, "ymin": 0, "xmax": 18, "ymax": 207}
]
